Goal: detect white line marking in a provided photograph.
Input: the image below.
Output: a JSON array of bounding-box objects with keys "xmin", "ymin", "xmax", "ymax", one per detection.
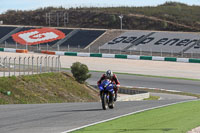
[{"xmin": 61, "ymin": 99, "xmax": 199, "ymax": 133}]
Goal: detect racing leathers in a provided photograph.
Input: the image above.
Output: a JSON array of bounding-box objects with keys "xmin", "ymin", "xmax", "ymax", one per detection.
[{"xmin": 97, "ymin": 74, "xmax": 120, "ymax": 101}]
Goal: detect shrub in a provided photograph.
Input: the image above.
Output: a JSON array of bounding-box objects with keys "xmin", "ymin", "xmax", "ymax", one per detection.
[{"xmin": 71, "ymin": 62, "xmax": 91, "ymax": 84}]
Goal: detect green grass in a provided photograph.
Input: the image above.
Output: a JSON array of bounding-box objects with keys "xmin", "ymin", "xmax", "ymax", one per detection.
[
  {"xmin": 0, "ymin": 72, "xmax": 99, "ymax": 104},
  {"xmin": 73, "ymin": 100, "xmax": 200, "ymax": 133},
  {"xmin": 144, "ymin": 95, "xmax": 160, "ymax": 100}
]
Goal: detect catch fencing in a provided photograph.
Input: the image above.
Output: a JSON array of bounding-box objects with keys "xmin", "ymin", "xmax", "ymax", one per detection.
[{"xmin": 0, "ymin": 55, "xmax": 61, "ymax": 77}]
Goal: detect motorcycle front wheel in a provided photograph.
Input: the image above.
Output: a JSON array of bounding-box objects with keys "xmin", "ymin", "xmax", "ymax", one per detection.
[{"xmin": 101, "ymin": 93, "xmax": 108, "ymax": 110}]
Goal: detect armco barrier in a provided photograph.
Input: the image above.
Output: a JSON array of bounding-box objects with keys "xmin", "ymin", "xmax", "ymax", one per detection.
[{"xmin": 39, "ymin": 50, "xmax": 200, "ymax": 64}]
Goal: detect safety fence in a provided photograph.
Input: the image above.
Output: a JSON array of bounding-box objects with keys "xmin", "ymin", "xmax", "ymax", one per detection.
[
  {"xmin": 39, "ymin": 50, "xmax": 200, "ymax": 64},
  {"xmin": 0, "ymin": 55, "xmax": 61, "ymax": 77}
]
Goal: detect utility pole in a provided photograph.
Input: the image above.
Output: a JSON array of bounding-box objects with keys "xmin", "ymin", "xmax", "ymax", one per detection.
[{"xmin": 119, "ymin": 14, "xmax": 123, "ymax": 30}]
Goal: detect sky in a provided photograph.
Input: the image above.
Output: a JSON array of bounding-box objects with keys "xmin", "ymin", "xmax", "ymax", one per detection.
[{"xmin": 0, "ymin": 0, "xmax": 200, "ymax": 14}]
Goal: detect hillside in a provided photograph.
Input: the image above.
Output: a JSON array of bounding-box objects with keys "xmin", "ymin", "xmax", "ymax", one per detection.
[
  {"xmin": 0, "ymin": 2, "xmax": 200, "ymax": 31},
  {"xmin": 0, "ymin": 72, "xmax": 99, "ymax": 104}
]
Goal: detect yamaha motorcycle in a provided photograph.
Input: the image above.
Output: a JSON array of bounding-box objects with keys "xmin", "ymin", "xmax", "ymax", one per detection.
[{"xmin": 98, "ymin": 79, "xmax": 115, "ymax": 110}]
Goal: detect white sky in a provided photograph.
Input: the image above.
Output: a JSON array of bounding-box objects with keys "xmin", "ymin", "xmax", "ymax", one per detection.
[{"xmin": 0, "ymin": 0, "xmax": 200, "ymax": 14}]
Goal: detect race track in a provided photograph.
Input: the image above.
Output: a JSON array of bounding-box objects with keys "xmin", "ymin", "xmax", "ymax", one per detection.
[
  {"xmin": 0, "ymin": 100, "xmax": 193, "ymax": 133},
  {"xmin": 0, "ymin": 72, "xmax": 198, "ymax": 133},
  {"xmin": 87, "ymin": 72, "xmax": 200, "ymax": 94},
  {"xmin": 0, "ymin": 53, "xmax": 199, "ymax": 133}
]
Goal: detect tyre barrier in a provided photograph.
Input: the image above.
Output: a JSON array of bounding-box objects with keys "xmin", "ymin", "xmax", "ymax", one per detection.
[{"xmin": 40, "ymin": 50, "xmax": 200, "ymax": 64}]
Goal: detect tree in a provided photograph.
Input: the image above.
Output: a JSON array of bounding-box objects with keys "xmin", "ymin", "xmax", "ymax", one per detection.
[{"xmin": 71, "ymin": 62, "xmax": 91, "ymax": 84}]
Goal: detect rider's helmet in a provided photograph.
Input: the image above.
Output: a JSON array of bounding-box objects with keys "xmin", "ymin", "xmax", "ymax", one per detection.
[{"xmin": 105, "ymin": 70, "xmax": 113, "ymax": 79}]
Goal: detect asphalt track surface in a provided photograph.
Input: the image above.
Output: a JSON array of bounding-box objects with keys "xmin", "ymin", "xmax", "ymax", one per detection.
[
  {"xmin": 0, "ymin": 71, "xmax": 198, "ymax": 133},
  {"xmin": 0, "ymin": 100, "xmax": 194, "ymax": 133},
  {"xmin": 87, "ymin": 72, "xmax": 200, "ymax": 94}
]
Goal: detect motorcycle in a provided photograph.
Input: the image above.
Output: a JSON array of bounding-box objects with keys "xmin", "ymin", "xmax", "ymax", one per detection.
[{"xmin": 98, "ymin": 79, "xmax": 115, "ymax": 110}]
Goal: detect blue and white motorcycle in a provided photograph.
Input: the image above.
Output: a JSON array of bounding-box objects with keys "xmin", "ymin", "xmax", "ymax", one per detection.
[{"xmin": 98, "ymin": 79, "xmax": 115, "ymax": 110}]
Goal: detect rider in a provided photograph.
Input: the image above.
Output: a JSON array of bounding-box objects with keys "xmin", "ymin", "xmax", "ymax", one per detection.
[{"xmin": 97, "ymin": 70, "xmax": 120, "ymax": 101}]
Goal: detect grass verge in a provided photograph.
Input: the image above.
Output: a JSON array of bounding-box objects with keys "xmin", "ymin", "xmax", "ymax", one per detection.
[
  {"xmin": 144, "ymin": 95, "xmax": 160, "ymax": 100},
  {"xmin": 0, "ymin": 72, "xmax": 99, "ymax": 104},
  {"xmin": 73, "ymin": 100, "xmax": 200, "ymax": 133}
]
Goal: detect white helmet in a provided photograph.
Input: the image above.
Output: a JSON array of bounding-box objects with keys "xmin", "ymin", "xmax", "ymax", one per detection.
[{"xmin": 105, "ymin": 70, "xmax": 113, "ymax": 79}]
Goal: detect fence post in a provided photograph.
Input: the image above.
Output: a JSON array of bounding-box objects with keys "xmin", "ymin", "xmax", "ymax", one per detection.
[
  {"xmin": 55, "ymin": 56, "xmax": 58, "ymax": 72},
  {"xmin": 8, "ymin": 57, "xmax": 11, "ymax": 77},
  {"xmin": 58, "ymin": 55, "xmax": 61, "ymax": 72},
  {"xmin": 14, "ymin": 57, "xmax": 16, "ymax": 76},
  {"xmin": 45, "ymin": 56, "xmax": 47, "ymax": 72},
  {"xmin": 3, "ymin": 57, "xmax": 7, "ymax": 77},
  {"xmin": 40, "ymin": 56, "xmax": 43, "ymax": 73},
  {"xmin": 28, "ymin": 57, "xmax": 30, "ymax": 75},
  {"xmin": 23, "ymin": 57, "xmax": 26, "ymax": 75},
  {"xmin": 5, "ymin": 41, "xmax": 7, "ymax": 48},
  {"xmin": 52, "ymin": 56, "xmax": 54, "ymax": 72},
  {"xmin": 19, "ymin": 56, "xmax": 21, "ymax": 76},
  {"xmin": 48, "ymin": 56, "xmax": 50, "ymax": 72},
  {"xmin": 32, "ymin": 56, "xmax": 34, "ymax": 75},
  {"xmin": 99, "ymin": 46, "xmax": 101, "ymax": 54},
  {"xmin": 57, "ymin": 44, "xmax": 60, "ymax": 51},
  {"xmin": 37, "ymin": 57, "xmax": 39, "ymax": 74},
  {"xmin": 16, "ymin": 42, "xmax": 18, "ymax": 49}
]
